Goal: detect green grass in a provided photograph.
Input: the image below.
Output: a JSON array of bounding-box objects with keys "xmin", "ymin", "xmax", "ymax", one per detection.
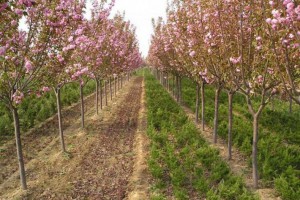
[
  {"xmin": 0, "ymin": 80, "xmax": 96, "ymax": 144},
  {"xmin": 145, "ymin": 70, "xmax": 257, "ymax": 200},
  {"xmin": 167, "ymin": 76, "xmax": 300, "ymax": 200}
]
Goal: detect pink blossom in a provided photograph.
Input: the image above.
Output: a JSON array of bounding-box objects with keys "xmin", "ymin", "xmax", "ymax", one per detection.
[
  {"xmin": 257, "ymin": 75, "xmax": 263, "ymax": 84},
  {"xmin": 286, "ymin": 2, "xmax": 294, "ymax": 10},
  {"xmin": 267, "ymin": 68, "xmax": 274, "ymax": 75},
  {"xmin": 68, "ymin": 36, "xmax": 74, "ymax": 42},
  {"xmin": 256, "ymin": 36, "xmax": 262, "ymax": 41},
  {"xmin": 269, "ymin": 1, "xmax": 275, "ymax": 6},
  {"xmin": 266, "ymin": 18, "xmax": 272, "ymax": 24},
  {"xmin": 272, "ymin": 9, "xmax": 280, "ymax": 18},
  {"xmin": 283, "ymin": 0, "xmax": 292, "ymax": 6},
  {"xmin": 0, "ymin": 3, "xmax": 8, "ymax": 13},
  {"xmin": 57, "ymin": 54, "xmax": 64, "ymax": 63},
  {"xmin": 0, "ymin": 46, "xmax": 5, "ymax": 56},
  {"xmin": 12, "ymin": 91, "xmax": 24, "ymax": 104},
  {"xmin": 24, "ymin": 58, "xmax": 33, "ymax": 73},
  {"xmin": 230, "ymin": 56, "xmax": 241, "ymax": 64},
  {"xmin": 189, "ymin": 51, "xmax": 196, "ymax": 57},
  {"xmin": 15, "ymin": 9, "xmax": 23, "ymax": 16},
  {"xmin": 42, "ymin": 86, "xmax": 50, "ymax": 92},
  {"xmin": 11, "ymin": 20, "xmax": 18, "ymax": 26}
]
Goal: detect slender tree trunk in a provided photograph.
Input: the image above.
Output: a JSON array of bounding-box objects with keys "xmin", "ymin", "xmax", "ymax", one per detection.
[
  {"xmin": 121, "ymin": 76, "xmax": 123, "ymax": 88},
  {"xmin": 228, "ymin": 91, "xmax": 234, "ymax": 160},
  {"xmin": 114, "ymin": 77, "xmax": 117, "ymax": 96},
  {"xmin": 109, "ymin": 78, "xmax": 112, "ymax": 100},
  {"xmin": 195, "ymin": 82, "xmax": 200, "ymax": 123},
  {"xmin": 201, "ymin": 81, "xmax": 205, "ymax": 131},
  {"xmin": 118, "ymin": 76, "xmax": 120, "ymax": 90},
  {"xmin": 213, "ymin": 86, "xmax": 221, "ymax": 143},
  {"xmin": 176, "ymin": 76, "xmax": 180, "ymax": 102},
  {"xmin": 80, "ymin": 84, "xmax": 85, "ymax": 128},
  {"xmin": 100, "ymin": 80, "xmax": 103, "ymax": 110},
  {"xmin": 105, "ymin": 80, "xmax": 108, "ymax": 106},
  {"xmin": 289, "ymin": 96, "xmax": 292, "ymax": 113},
  {"xmin": 127, "ymin": 72, "xmax": 129, "ymax": 81},
  {"xmin": 179, "ymin": 77, "xmax": 182, "ymax": 104},
  {"xmin": 95, "ymin": 80, "xmax": 99, "ymax": 115},
  {"xmin": 172, "ymin": 74, "xmax": 175, "ymax": 97},
  {"xmin": 55, "ymin": 88, "xmax": 66, "ymax": 152},
  {"xmin": 12, "ymin": 106, "xmax": 27, "ymax": 190},
  {"xmin": 271, "ymin": 96, "xmax": 275, "ymax": 111},
  {"xmin": 167, "ymin": 73, "xmax": 170, "ymax": 91},
  {"xmin": 252, "ymin": 114, "xmax": 259, "ymax": 189}
]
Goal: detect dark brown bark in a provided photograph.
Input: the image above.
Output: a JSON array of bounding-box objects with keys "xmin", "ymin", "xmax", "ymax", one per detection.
[
  {"xmin": 80, "ymin": 84, "xmax": 85, "ymax": 128},
  {"xmin": 100, "ymin": 80, "xmax": 103, "ymax": 110},
  {"xmin": 213, "ymin": 86, "xmax": 221, "ymax": 143},
  {"xmin": 167, "ymin": 73, "xmax": 170, "ymax": 91},
  {"xmin": 176, "ymin": 76, "xmax": 180, "ymax": 102},
  {"xmin": 201, "ymin": 81, "xmax": 205, "ymax": 131},
  {"xmin": 12, "ymin": 106, "xmax": 27, "ymax": 189},
  {"xmin": 114, "ymin": 77, "xmax": 117, "ymax": 96},
  {"xmin": 228, "ymin": 91, "xmax": 234, "ymax": 160},
  {"xmin": 55, "ymin": 88, "xmax": 66, "ymax": 152},
  {"xmin": 105, "ymin": 80, "xmax": 108, "ymax": 106},
  {"xmin": 252, "ymin": 114, "xmax": 259, "ymax": 189},
  {"xmin": 195, "ymin": 82, "xmax": 200, "ymax": 123},
  {"xmin": 109, "ymin": 78, "xmax": 112, "ymax": 100},
  {"xmin": 121, "ymin": 76, "xmax": 123, "ymax": 88},
  {"xmin": 172, "ymin": 74, "xmax": 175, "ymax": 97},
  {"xmin": 179, "ymin": 77, "xmax": 182, "ymax": 104},
  {"xmin": 289, "ymin": 96, "xmax": 292, "ymax": 113},
  {"xmin": 95, "ymin": 80, "xmax": 99, "ymax": 115}
]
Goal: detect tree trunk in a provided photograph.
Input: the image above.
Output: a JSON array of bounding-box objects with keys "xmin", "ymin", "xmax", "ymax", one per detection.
[
  {"xmin": 121, "ymin": 76, "xmax": 123, "ymax": 88},
  {"xmin": 12, "ymin": 106, "xmax": 27, "ymax": 189},
  {"xmin": 201, "ymin": 81, "xmax": 205, "ymax": 131},
  {"xmin": 105, "ymin": 80, "xmax": 108, "ymax": 106},
  {"xmin": 172, "ymin": 74, "xmax": 175, "ymax": 97},
  {"xmin": 213, "ymin": 86, "xmax": 221, "ymax": 143},
  {"xmin": 289, "ymin": 96, "xmax": 292, "ymax": 113},
  {"xmin": 179, "ymin": 77, "xmax": 182, "ymax": 104},
  {"xmin": 114, "ymin": 77, "xmax": 117, "ymax": 96},
  {"xmin": 55, "ymin": 88, "xmax": 66, "ymax": 152},
  {"xmin": 271, "ymin": 96, "xmax": 275, "ymax": 111},
  {"xmin": 167, "ymin": 73, "xmax": 170, "ymax": 91},
  {"xmin": 195, "ymin": 82, "xmax": 200, "ymax": 123},
  {"xmin": 176, "ymin": 76, "xmax": 180, "ymax": 102},
  {"xmin": 252, "ymin": 114, "xmax": 259, "ymax": 189},
  {"xmin": 95, "ymin": 80, "xmax": 99, "ymax": 115},
  {"xmin": 109, "ymin": 78, "xmax": 112, "ymax": 100},
  {"xmin": 228, "ymin": 92, "xmax": 234, "ymax": 160},
  {"xmin": 100, "ymin": 80, "xmax": 103, "ymax": 110},
  {"xmin": 80, "ymin": 84, "xmax": 85, "ymax": 128}
]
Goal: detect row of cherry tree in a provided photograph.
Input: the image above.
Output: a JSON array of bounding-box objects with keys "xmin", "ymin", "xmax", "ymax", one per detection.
[
  {"xmin": 147, "ymin": 0, "xmax": 299, "ymax": 189},
  {"xmin": 0, "ymin": 0, "xmax": 142, "ymax": 189}
]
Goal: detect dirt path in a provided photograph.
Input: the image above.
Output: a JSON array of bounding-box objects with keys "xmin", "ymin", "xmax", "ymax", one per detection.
[
  {"xmin": 126, "ymin": 77, "xmax": 151, "ymax": 200},
  {"xmin": 0, "ymin": 77, "xmax": 145, "ymax": 199}
]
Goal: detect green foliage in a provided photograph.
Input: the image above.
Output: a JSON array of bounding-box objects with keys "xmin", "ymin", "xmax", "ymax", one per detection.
[
  {"xmin": 179, "ymin": 76, "xmax": 300, "ymax": 199},
  {"xmin": 145, "ymin": 71, "xmax": 256, "ymax": 199},
  {"xmin": 0, "ymin": 81, "xmax": 96, "ymax": 139}
]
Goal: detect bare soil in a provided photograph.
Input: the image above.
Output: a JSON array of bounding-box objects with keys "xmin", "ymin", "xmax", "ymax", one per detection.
[{"xmin": 0, "ymin": 77, "xmax": 150, "ymax": 200}]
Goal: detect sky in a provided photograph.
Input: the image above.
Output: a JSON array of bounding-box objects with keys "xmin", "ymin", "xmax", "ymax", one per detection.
[
  {"xmin": 85, "ymin": 0, "xmax": 168, "ymax": 57},
  {"xmin": 20, "ymin": 0, "xmax": 168, "ymax": 57}
]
